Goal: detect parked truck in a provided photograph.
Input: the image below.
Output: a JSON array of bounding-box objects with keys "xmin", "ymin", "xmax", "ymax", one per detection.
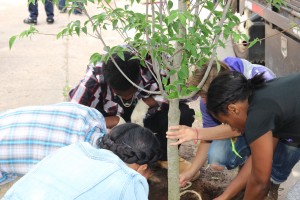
[{"xmin": 232, "ymin": 0, "xmax": 300, "ymax": 76}]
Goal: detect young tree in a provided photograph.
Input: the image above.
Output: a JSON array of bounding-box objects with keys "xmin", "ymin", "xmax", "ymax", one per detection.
[{"xmin": 10, "ymin": 0, "xmax": 249, "ymax": 199}]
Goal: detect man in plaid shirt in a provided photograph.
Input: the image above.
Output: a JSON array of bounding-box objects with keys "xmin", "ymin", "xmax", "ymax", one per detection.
[
  {"xmin": 0, "ymin": 102, "xmax": 106, "ymax": 187},
  {"xmin": 69, "ymin": 51, "xmax": 195, "ymax": 161}
]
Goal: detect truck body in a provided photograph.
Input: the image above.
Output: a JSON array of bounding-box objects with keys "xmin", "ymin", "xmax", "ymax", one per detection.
[{"xmin": 233, "ymin": 0, "xmax": 300, "ymax": 76}]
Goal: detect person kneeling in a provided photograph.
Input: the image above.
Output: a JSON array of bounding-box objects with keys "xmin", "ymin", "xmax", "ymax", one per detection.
[{"xmin": 2, "ymin": 123, "xmax": 161, "ymax": 200}]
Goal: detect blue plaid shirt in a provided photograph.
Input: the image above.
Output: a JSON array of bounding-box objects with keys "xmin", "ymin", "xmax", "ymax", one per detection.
[{"xmin": 0, "ymin": 102, "xmax": 106, "ymax": 185}]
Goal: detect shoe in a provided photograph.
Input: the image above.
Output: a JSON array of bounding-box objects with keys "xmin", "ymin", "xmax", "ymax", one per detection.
[
  {"xmin": 23, "ymin": 18, "xmax": 37, "ymax": 25},
  {"xmin": 157, "ymin": 157, "xmax": 200, "ymax": 181},
  {"xmin": 46, "ymin": 18, "xmax": 54, "ymax": 24},
  {"xmin": 265, "ymin": 182, "xmax": 280, "ymax": 200}
]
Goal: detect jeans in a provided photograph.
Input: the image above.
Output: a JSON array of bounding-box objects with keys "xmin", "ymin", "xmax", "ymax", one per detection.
[
  {"xmin": 28, "ymin": 0, "xmax": 54, "ymax": 19},
  {"xmin": 272, "ymin": 141, "xmax": 300, "ymax": 183},
  {"xmin": 208, "ymin": 136, "xmax": 250, "ymax": 169},
  {"xmin": 58, "ymin": 0, "xmax": 83, "ymax": 14},
  {"xmin": 208, "ymin": 136, "xmax": 300, "ymax": 183}
]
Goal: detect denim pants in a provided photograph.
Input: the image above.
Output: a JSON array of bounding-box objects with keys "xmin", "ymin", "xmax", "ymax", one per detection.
[
  {"xmin": 58, "ymin": 0, "xmax": 83, "ymax": 14},
  {"xmin": 28, "ymin": 0, "xmax": 54, "ymax": 20},
  {"xmin": 208, "ymin": 136, "xmax": 300, "ymax": 183}
]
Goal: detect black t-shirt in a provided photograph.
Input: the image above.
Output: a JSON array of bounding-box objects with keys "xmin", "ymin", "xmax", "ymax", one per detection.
[{"xmin": 245, "ymin": 72, "xmax": 300, "ymax": 144}]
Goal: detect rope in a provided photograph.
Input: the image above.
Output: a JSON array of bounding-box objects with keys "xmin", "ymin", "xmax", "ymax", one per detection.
[{"xmin": 180, "ymin": 181, "xmax": 202, "ymax": 200}]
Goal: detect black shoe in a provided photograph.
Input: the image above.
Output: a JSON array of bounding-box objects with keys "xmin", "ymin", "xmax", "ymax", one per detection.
[
  {"xmin": 23, "ymin": 18, "xmax": 37, "ymax": 25},
  {"xmin": 46, "ymin": 18, "xmax": 54, "ymax": 24}
]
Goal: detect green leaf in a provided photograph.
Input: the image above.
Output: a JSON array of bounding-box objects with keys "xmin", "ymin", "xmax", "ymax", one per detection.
[
  {"xmin": 187, "ymin": 85, "xmax": 200, "ymax": 92},
  {"xmin": 103, "ymin": 46, "xmax": 110, "ymax": 53},
  {"xmin": 180, "ymin": 87, "xmax": 189, "ymax": 96},
  {"xmin": 168, "ymin": 91, "xmax": 179, "ymax": 99},
  {"xmin": 206, "ymin": 1, "xmax": 214, "ymax": 11},
  {"xmin": 81, "ymin": 26, "xmax": 87, "ymax": 34},
  {"xmin": 178, "ymin": 14, "xmax": 186, "ymax": 27},
  {"xmin": 167, "ymin": 0, "xmax": 173, "ymax": 10},
  {"xmin": 89, "ymin": 52, "xmax": 102, "ymax": 65},
  {"xmin": 9, "ymin": 35, "xmax": 17, "ymax": 49},
  {"xmin": 75, "ymin": 27, "xmax": 80, "ymax": 36},
  {"xmin": 168, "ymin": 11, "xmax": 178, "ymax": 25},
  {"xmin": 248, "ymin": 38, "xmax": 259, "ymax": 48},
  {"xmin": 169, "ymin": 69, "xmax": 177, "ymax": 76},
  {"xmin": 117, "ymin": 50, "xmax": 125, "ymax": 61},
  {"xmin": 112, "ymin": 19, "xmax": 118, "ymax": 29},
  {"xmin": 162, "ymin": 77, "xmax": 168, "ymax": 86},
  {"xmin": 172, "ymin": 21, "xmax": 179, "ymax": 34}
]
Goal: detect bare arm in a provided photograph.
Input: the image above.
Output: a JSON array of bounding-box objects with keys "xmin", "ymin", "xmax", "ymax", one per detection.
[
  {"xmin": 142, "ymin": 97, "xmax": 159, "ymax": 108},
  {"xmin": 244, "ymin": 131, "xmax": 275, "ymax": 200},
  {"xmin": 215, "ymin": 135, "xmax": 279, "ymax": 200},
  {"xmin": 180, "ymin": 141, "xmax": 211, "ymax": 186},
  {"xmin": 166, "ymin": 124, "xmax": 241, "ymax": 145},
  {"xmin": 215, "ymin": 156, "xmax": 252, "ymax": 200}
]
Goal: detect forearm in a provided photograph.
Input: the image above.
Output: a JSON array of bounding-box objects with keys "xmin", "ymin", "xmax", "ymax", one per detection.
[
  {"xmin": 167, "ymin": 124, "xmax": 241, "ymax": 146},
  {"xmin": 244, "ymin": 131, "xmax": 274, "ymax": 200},
  {"xmin": 142, "ymin": 97, "xmax": 159, "ymax": 108},
  {"xmin": 218, "ymin": 157, "xmax": 252, "ymax": 199},
  {"xmin": 197, "ymin": 124, "xmax": 241, "ymax": 141},
  {"xmin": 189, "ymin": 142, "xmax": 211, "ymax": 174},
  {"xmin": 244, "ymin": 176, "xmax": 269, "ymax": 200}
]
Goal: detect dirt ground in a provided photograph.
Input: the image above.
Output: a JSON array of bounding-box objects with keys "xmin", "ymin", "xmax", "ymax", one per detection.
[{"xmin": 147, "ymin": 101, "xmax": 239, "ymax": 200}]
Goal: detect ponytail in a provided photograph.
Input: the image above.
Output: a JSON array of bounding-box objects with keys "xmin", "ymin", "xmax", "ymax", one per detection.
[{"xmin": 207, "ymin": 71, "xmax": 266, "ymax": 116}]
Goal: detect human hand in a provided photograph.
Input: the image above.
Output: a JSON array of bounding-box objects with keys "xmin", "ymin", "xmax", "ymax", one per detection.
[
  {"xmin": 179, "ymin": 169, "xmax": 199, "ymax": 188},
  {"xmin": 131, "ymin": 99, "xmax": 149, "ymax": 126},
  {"xmin": 166, "ymin": 125, "xmax": 197, "ymax": 145},
  {"xmin": 213, "ymin": 194, "xmax": 228, "ymax": 200}
]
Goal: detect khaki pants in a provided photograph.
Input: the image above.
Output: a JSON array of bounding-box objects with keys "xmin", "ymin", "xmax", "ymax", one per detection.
[{"xmin": 0, "ymin": 178, "xmax": 21, "ymax": 198}]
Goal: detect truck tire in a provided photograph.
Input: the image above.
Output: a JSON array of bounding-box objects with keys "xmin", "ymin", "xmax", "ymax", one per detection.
[
  {"xmin": 232, "ymin": 13, "xmax": 265, "ymax": 64},
  {"xmin": 247, "ymin": 21, "xmax": 265, "ymax": 64}
]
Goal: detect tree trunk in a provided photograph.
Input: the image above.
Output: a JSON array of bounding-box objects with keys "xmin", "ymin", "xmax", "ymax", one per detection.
[{"xmin": 167, "ymin": 99, "xmax": 180, "ymax": 200}]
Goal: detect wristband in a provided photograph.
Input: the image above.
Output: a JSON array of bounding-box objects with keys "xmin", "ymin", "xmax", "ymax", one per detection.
[{"xmin": 194, "ymin": 128, "xmax": 199, "ymax": 145}]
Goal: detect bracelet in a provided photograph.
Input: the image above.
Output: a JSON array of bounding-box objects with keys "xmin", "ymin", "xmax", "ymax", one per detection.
[{"xmin": 194, "ymin": 128, "xmax": 198, "ymax": 145}]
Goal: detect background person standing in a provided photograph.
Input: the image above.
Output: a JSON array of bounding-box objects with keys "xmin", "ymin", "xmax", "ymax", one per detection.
[{"xmin": 23, "ymin": 0, "xmax": 54, "ymax": 25}]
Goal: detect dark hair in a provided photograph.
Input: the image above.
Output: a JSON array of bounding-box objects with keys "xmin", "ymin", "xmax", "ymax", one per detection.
[
  {"xmin": 206, "ymin": 71, "xmax": 266, "ymax": 117},
  {"xmin": 103, "ymin": 51, "xmax": 140, "ymax": 91},
  {"xmin": 187, "ymin": 60, "xmax": 230, "ymax": 94},
  {"xmin": 97, "ymin": 123, "xmax": 161, "ymax": 167}
]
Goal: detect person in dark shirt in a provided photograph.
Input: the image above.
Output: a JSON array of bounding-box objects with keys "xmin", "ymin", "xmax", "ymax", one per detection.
[
  {"xmin": 69, "ymin": 50, "xmax": 195, "ymax": 175},
  {"xmin": 205, "ymin": 71, "xmax": 300, "ymax": 199}
]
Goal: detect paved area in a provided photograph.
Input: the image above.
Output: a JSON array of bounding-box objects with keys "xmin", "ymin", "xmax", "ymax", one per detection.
[{"xmin": 0, "ymin": 1, "xmax": 299, "ymax": 199}]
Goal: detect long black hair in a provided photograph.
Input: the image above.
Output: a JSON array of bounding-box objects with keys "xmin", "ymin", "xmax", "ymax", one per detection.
[
  {"xmin": 97, "ymin": 123, "xmax": 161, "ymax": 167},
  {"xmin": 207, "ymin": 71, "xmax": 266, "ymax": 117}
]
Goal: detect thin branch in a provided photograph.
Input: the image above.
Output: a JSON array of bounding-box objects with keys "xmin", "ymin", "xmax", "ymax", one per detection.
[
  {"xmin": 144, "ymin": 0, "xmax": 162, "ymax": 85},
  {"xmin": 181, "ymin": 0, "xmax": 233, "ymax": 99}
]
